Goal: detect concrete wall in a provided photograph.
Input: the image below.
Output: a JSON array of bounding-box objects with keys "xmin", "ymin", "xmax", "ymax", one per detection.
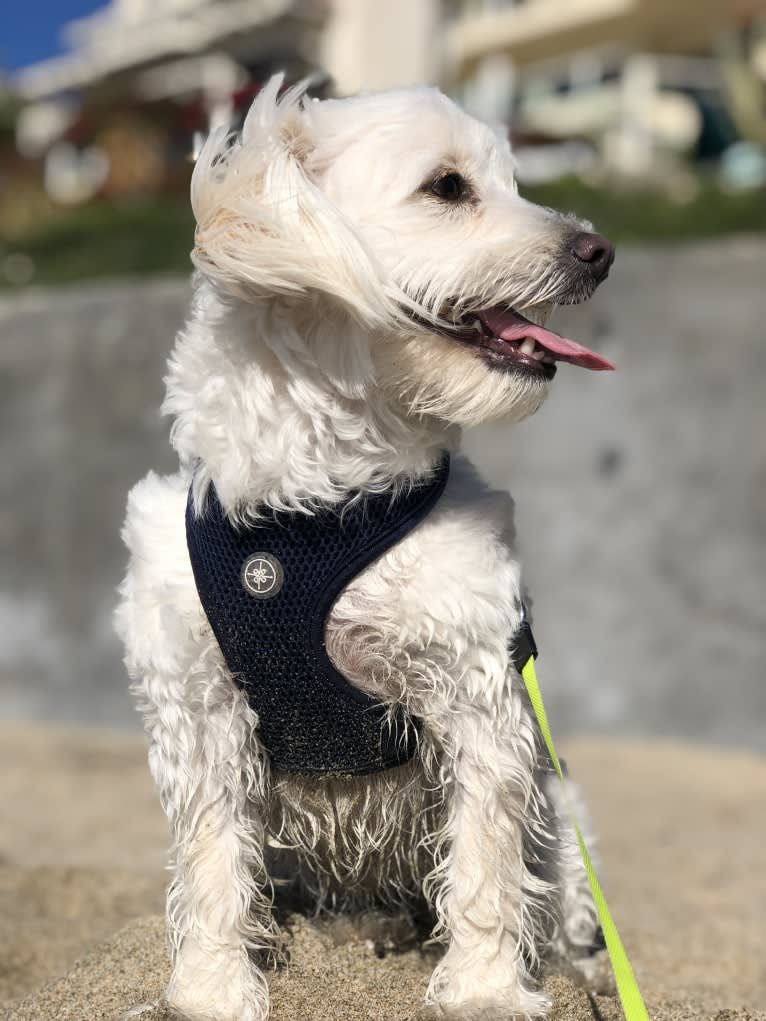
[{"xmin": 1, "ymin": 240, "xmax": 764, "ymax": 747}]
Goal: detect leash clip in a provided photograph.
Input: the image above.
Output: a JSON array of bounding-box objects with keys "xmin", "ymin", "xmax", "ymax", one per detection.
[{"xmin": 512, "ymin": 601, "xmax": 538, "ymax": 674}]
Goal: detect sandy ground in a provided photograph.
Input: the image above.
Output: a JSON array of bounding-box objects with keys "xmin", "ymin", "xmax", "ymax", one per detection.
[{"xmin": 1, "ymin": 725, "xmax": 764, "ymax": 1021}]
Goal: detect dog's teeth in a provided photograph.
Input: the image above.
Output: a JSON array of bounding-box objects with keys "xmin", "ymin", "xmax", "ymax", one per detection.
[
  {"xmin": 472, "ymin": 318, "xmax": 482, "ymax": 333},
  {"xmin": 520, "ymin": 338, "xmax": 536, "ymax": 356}
]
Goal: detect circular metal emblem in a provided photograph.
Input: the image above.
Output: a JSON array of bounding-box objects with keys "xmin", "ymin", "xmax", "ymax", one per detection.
[{"xmin": 241, "ymin": 552, "xmax": 284, "ymax": 599}]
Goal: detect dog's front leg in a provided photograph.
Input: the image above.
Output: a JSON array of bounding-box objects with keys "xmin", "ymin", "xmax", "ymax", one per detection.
[
  {"xmin": 147, "ymin": 685, "xmax": 278, "ymax": 1021},
  {"xmin": 424, "ymin": 677, "xmax": 550, "ymax": 1020}
]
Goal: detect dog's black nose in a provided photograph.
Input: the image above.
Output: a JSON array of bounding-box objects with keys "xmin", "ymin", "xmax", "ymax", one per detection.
[{"xmin": 570, "ymin": 232, "xmax": 615, "ymax": 282}]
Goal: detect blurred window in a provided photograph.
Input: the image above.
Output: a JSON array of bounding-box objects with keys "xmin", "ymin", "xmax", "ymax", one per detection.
[{"xmin": 445, "ymin": 0, "xmax": 528, "ymax": 16}]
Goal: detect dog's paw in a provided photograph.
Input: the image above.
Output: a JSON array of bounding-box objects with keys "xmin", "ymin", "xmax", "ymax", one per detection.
[
  {"xmin": 166, "ymin": 991, "xmax": 267, "ymax": 1021},
  {"xmin": 167, "ymin": 940, "xmax": 270, "ymax": 1021},
  {"xmin": 167, "ymin": 971, "xmax": 268, "ymax": 1021},
  {"xmin": 564, "ymin": 948, "xmax": 616, "ymax": 997},
  {"xmin": 548, "ymin": 924, "xmax": 616, "ymax": 998},
  {"xmin": 418, "ymin": 992, "xmax": 550, "ymax": 1021}
]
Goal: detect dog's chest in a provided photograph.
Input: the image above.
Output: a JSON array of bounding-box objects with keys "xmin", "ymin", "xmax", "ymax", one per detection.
[{"xmin": 326, "ymin": 458, "xmax": 524, "ymax": 704}]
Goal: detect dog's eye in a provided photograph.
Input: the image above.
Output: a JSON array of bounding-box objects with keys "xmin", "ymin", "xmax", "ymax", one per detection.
[{"xmin": 430, "ymin": 173, "xmax": 468, "ymax": 202}]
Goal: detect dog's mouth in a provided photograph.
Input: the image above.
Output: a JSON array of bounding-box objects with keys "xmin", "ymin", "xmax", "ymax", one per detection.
[{"xmin": 451, "ymin": 306, "xmax": 615, "ymax": 379}]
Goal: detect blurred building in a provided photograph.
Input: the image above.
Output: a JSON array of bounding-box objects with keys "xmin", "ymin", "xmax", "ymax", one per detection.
[
  {"xmin": 17, "ymin": 0, "xmax": 326, "ymax": 111},
  {"xmin": 14, "ymin": 0, "xmax": 328, "ymax": 202},
  {"xmin": 12, "ymin": 0, "xmax": 766, "ymax": 199},
  {"xmin": 322, "ymin": 0, "xmax": 766, "ymax": 183}
]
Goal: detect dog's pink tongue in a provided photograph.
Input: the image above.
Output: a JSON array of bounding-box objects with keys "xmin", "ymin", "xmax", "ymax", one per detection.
[{"xmin": 480, "ymin": 308, "xmax": 615, "ymax": 371}]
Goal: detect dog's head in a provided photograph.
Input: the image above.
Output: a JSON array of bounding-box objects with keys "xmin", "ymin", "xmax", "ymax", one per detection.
[{"xmin": 192, "ymin": 76, "xmax": 614, "ymax": 426}]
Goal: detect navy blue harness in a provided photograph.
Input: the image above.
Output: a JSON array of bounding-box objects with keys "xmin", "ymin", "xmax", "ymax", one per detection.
[{"xmin": 186, "ymin": 456, "xmax": 451, "ymax": 776}]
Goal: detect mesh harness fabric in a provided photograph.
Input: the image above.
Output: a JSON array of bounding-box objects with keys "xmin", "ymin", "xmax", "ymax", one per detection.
[{"xmin": 186, "ymin": 455, "xmax": 450, "ymax": 776}]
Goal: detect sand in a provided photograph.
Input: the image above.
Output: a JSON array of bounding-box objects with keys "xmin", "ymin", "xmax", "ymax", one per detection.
[{"xmin": 1, "ymin": 725, "xmax": 764, "ymax": 1021}]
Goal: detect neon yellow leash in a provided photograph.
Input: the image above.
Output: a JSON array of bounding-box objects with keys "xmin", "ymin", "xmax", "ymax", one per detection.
[{"xmin": 518, "ymin": 646, "xmax": 651, "ymax": 1021}]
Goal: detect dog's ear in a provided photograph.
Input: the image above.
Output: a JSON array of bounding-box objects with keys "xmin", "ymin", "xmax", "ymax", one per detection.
[{"xmin": 191, "ymin": 75, "xmax": 393, "ymax": 328}]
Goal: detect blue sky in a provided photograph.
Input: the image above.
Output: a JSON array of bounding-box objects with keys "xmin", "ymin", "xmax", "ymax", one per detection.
[{"xmin": 1, "ymin": 1, "xmax": 106, "ymax": 72}]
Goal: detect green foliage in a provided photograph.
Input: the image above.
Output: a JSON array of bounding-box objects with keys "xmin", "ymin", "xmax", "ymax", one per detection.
[
  {"xmin": 1, "ymin": 199, "xmax": 195, "ymax": 287},
  {"xmin": 522, "ymin": 176, "xmax": 766, "ymax": 241},
  {"xmin": 0, "ymin": 94, "xmax": 20, "ymax": 144}
]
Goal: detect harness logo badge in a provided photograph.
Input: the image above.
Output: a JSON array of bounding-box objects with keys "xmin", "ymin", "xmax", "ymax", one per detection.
[{"xmin": 241, "ymin": 553, "xmax": 284, "ymax": 599}]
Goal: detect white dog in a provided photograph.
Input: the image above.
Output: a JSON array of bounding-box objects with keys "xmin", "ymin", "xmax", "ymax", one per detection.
[{"xmin": 116, "ymin": 76, "xmax": 616, "ymax": 1021}]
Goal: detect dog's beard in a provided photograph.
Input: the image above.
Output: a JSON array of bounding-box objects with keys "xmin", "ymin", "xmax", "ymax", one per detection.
[{"xmin": 376, "ymin": 330, "xmax": 550, "ymax": 428}]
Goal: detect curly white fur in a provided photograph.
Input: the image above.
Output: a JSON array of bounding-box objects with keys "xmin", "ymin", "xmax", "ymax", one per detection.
[{"xmin": 116, "ymin": 77, "xmax": 608, "ymax": 1021}]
